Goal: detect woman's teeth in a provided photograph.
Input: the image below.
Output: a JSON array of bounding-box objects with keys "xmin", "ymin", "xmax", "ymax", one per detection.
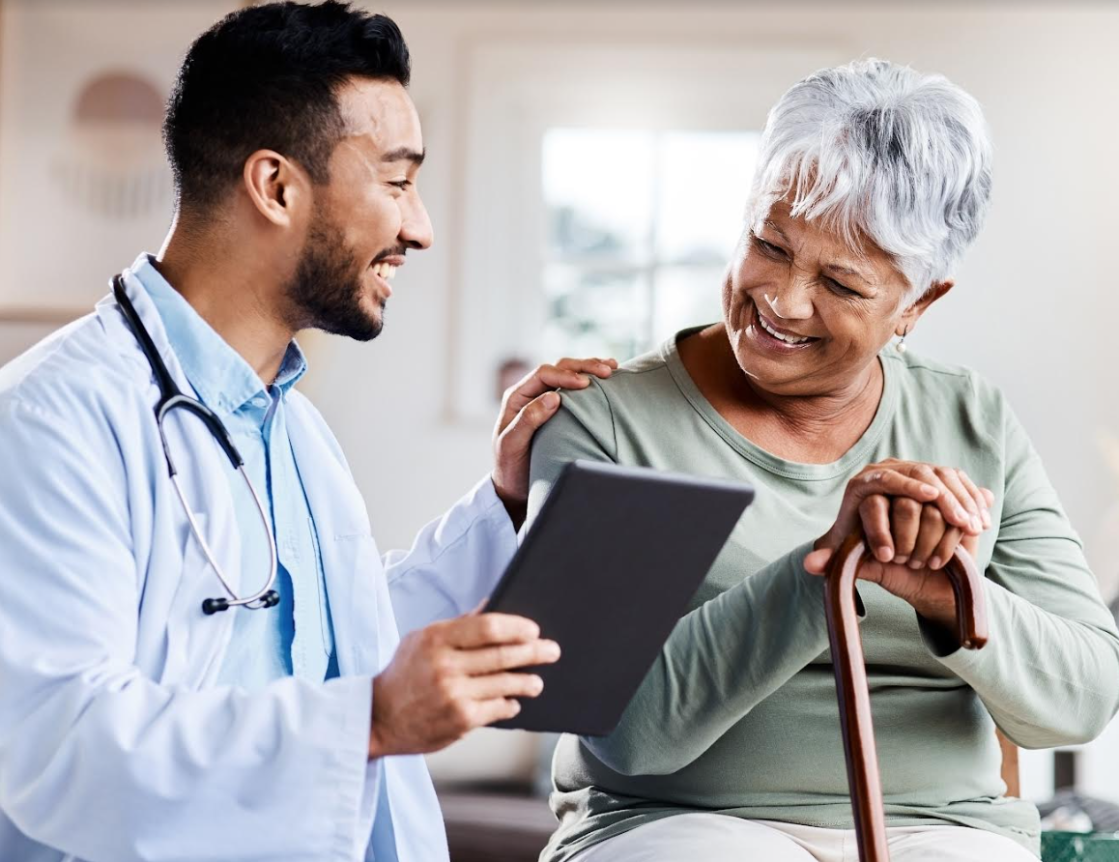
[
  {"xmin": 758, "ymin": 313, "xmax": 811, "ymax": 345},
  {"xmin": 372, "ymin": 262, "xmax": 398, "ymax": 280}
]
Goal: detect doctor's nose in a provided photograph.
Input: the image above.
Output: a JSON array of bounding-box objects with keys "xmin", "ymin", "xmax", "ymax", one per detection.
[{"xmin": 400, "ymin": 194, "xmax": 433, "ymax": 251}]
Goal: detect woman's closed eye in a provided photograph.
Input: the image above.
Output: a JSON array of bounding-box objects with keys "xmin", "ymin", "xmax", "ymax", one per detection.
[
  {"xmin": 751, "ymin": 233, "xmax": 788, "ymax": 259},
  {"xmin": 823, "ymin": 276, "xmax": 859, "ymax": 297}
]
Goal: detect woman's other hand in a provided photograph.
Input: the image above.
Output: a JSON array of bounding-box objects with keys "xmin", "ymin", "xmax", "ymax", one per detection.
[{"xmin": 804, "ymin": 460, "xmax": 995, "ymax": 627}]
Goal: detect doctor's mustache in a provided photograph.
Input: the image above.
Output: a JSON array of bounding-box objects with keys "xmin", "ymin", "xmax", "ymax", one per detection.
[{"xmin": 372, "ymin": 245, "xmax": 410, "ymax": 263}]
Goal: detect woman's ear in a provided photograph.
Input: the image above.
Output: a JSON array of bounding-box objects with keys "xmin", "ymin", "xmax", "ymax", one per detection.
[
  {"xmin": 897, "ymin": 279, "xmax": 954, "ymax": 335},
  {"xmin": 241, "ymin": 149, "xmax": 310, "ymax": 228}
]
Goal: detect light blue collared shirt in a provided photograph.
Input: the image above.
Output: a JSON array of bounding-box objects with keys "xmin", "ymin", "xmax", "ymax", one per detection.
[{"xmin": 135, "ymin": 257, "xmax": 337, "ymax": 688}]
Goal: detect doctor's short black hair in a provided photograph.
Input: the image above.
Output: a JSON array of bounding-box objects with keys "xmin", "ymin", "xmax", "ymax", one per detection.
[{"xmin": 163, "ymin": 1, "xmax": 411, "ymax": 211}]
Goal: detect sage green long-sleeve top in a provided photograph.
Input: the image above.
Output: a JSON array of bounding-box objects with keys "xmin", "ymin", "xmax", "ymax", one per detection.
[{"xmin": 526, "ymin": 331, "xmax": 1119, "ymax": 861}]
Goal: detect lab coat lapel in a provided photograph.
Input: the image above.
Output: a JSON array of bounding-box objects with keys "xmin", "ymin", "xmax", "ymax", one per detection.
[
  {"xmin": 286, "ymin": 401, "xmax": 385, "ymax": 679},
  {"xmin": 95, "ymin": 273, "xmax": 242, "ymax": 687}
]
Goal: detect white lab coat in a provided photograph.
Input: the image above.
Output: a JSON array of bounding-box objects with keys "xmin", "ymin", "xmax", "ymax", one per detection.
[{"xmin": 0, "ymin": 267, "xmax": 517, "ymax": 861}]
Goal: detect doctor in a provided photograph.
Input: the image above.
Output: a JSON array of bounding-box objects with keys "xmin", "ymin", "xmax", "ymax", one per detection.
[{"xmin": 0, "ymin": 3, "xmax": 615, "ymax": 861}]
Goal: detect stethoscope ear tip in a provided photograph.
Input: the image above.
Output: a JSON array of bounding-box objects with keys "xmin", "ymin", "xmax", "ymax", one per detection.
[{"xmin": 262, "ymin": 590, "xmax": 281, "ymax": 609}]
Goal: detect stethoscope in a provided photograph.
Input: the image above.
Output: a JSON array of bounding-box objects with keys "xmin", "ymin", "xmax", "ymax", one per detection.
[{"xmin": 112, "ymin": 274, "xmax": 280, "ymax": 616}]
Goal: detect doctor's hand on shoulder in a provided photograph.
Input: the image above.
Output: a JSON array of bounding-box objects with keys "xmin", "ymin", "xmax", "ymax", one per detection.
[
  {"xmin": 490, "ymin": 357, "xmax": 618, "ymax": 530},
  {"xmin": 368, "ymin": 611, "xmax": 560, "ymax": 757}
]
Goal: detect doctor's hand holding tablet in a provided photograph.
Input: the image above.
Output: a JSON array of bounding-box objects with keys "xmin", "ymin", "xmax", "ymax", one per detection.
[
  {"xmin": 369, "ymin": 612, "xmax": 560, "ymax": 756},
  {"xmin": 369, "ymin": 357, "xmax": 616, "ymax": 756}
]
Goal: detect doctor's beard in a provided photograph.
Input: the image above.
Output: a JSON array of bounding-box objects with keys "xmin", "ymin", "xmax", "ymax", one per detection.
[{"xmin": 285, "ymin": 207, "xmax": 384, "ymax": 342}]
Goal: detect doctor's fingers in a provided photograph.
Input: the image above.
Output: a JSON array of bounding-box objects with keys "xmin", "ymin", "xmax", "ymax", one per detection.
[
  {"xmin": 497, "ymin": 359, "xmax": 615, "ymax": 431},
  {"xmin": 494, "ymin": 391, "xmax": 563, "ymax": 461},
  {"xmin": 462, "ymin": 671, "xmax": 546, "ymax": 701},
  {"xmin": 456, "ymin": 639, "xmax": 562, "ymax": 675},
  {"xmin": 474, "ymin": 697, "xmax": 525, "ymax": 727},
  {"xmin": 435, "ymin": 612, "xmax": 546, "ymax": 649}
]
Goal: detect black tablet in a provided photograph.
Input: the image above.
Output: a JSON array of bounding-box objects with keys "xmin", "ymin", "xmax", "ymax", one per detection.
[{"xmin": 483, "ymin": 460, "xmax": 754, "ymax": 736}]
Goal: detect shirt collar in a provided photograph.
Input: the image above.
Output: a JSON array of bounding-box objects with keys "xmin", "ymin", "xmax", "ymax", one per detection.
[{"xmin": 131, "ymin": 254, "xmax": 307, "ymax": 418}]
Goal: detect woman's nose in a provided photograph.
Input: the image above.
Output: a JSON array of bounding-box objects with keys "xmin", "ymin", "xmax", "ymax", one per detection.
[{"xmin": 763, "ymin": 276, "xmax": 814, "ymax": 320}]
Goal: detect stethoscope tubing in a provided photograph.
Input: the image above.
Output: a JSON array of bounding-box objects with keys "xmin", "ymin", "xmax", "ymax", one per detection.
[{"xmin": 112, "ymin": 273, "xmax": 280, "ymax": 616}]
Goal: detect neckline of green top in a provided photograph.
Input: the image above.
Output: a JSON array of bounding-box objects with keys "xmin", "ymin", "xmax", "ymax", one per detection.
[{"xmin": 661, "ymin": 325, "xmax": 901, "ymax": 482}]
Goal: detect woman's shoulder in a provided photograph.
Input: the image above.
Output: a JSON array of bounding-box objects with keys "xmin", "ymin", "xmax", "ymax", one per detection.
[
  {"xmin": 886, "ymin": 348, "xmax": 1003, "ymax": 399},
  {"xmin": 560, "ymin": 344, "xmax": 677, "ymax": 410},
  {"xmin": 883, "ymin": 348, "xmax": 1012, "ymax": 439}
]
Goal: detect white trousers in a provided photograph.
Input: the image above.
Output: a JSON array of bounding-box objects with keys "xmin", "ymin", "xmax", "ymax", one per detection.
[{"xmin": 569, "ymin": 813, "xmax": 1036, "ymax": 862}]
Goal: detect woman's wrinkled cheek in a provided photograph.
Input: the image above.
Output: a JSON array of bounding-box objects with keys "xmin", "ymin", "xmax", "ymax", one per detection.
[
  {"xmin": 724, "ymin": 257, "xmax": 766, "ymax": 334},
  {"xmin": 723, "ymin": 281, "xmax": 746, "ymax": 334}
]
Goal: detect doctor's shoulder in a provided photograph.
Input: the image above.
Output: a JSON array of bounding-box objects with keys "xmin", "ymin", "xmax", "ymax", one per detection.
[{"xmin": 0, "ymin": 311, "xmax": 155, "ymax": 456}]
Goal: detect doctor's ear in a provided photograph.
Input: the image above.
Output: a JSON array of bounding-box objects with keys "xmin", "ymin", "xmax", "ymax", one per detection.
[{"xmin": 242, "ymin": 149, "xmax": 310, "ymax": 228}]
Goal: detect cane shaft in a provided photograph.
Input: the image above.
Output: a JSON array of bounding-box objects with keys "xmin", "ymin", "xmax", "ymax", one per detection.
[{"xmin": 824, "ymin": 535, "xmax": 987, "ymax": 862}]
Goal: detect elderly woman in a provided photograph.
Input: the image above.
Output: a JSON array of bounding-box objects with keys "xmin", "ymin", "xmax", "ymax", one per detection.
[{"xmin": 527, "ymin": 59, "xmax": 1119, "ymax": 862}]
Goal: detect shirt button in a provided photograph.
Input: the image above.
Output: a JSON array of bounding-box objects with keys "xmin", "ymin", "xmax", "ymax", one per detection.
[{"xmin": 253, "ymin": 395, "xmax": 268, "ymax": 408}]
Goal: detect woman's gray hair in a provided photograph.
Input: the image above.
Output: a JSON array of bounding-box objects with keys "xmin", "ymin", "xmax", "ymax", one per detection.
[{"xmin": 748, "ymin": 58, "xmax": 993, "ymax": 302}]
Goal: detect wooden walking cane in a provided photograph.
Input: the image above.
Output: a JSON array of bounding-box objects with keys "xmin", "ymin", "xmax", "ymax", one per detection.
[{"xmin": 824, "ymin": 534, "xmax": 989, "ymax": 862}]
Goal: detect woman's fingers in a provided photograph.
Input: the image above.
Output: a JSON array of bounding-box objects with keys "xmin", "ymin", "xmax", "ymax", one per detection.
[
  {"xmin": 815, "ymin": 469, "xmax": 939, "ymax": 558},
  {"xmin": 928, "ymin": 525, "xmax": 964, "ymax": 571},
  {"xmin": 936, "ymin": 468, "xmax": 983, "ymax": 533},
  {"xmin": 889, "ymin": 496, "xmax": 923, "ymax": 563},
  {"xmin": 909, "ymin": 505, "xmax": 947, "ymax": 569},
  {"xmin": 908, "ymin": 465, "xmax": 978, "ymax": 533},
  {"xmin": 859, "ymin": 495, "xmax": 894, "ymax": 562},
  {"xmin": 812, "ymin": 461, "xmax": 995, "ymax": 578},
  {"xmin": 954, "ymin": 469, "xmax": 992, "ymax": 529}
]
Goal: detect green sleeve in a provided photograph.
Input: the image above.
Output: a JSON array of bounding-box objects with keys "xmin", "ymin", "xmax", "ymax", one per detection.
[
  {"xmin": 922, "ymin": 399, "xmax": 1119, "ymax": 748},
  {"xmin": 527, "ymin": 381, "xmax": 835, "ymax": 776}
]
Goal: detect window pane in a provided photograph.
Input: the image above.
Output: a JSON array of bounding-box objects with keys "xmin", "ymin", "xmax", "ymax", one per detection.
[
  {"xmin": 541, "ymin": 263, "xmax": 649, "ymax": 362},
  {"xmin": 543, "ymin": 129, "xmax": 655, "ymax": 263},
  {"xmin": 651, "ymin": 265, "xmax": 725, "ymax": 346},
  {"xmin": 655, "ymin": 132, "xmax": 761, "ymax": 265}
]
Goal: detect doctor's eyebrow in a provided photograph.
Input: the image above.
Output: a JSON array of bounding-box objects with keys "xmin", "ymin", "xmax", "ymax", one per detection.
[{"xmin": 381, "ymin": 147, "xmax": 426, "ymax": 166}]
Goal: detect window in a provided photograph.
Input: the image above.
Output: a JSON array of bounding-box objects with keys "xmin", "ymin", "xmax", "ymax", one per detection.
[
  {"xmin": 540, "ymin": 129, "xmax": 761, "ymax": 363},
  {"xmin": 449, "ymin": 39, "xmax": 842, "ymax": 419}
]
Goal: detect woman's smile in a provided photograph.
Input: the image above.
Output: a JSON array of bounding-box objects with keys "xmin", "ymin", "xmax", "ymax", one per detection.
[{"xmin": 745, "ymin": 300, "xmax": 822, "ymax": 354}]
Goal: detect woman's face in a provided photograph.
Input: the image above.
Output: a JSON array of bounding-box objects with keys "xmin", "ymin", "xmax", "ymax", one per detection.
[{"xmin": 722, "ymin": 199, "xmax": 924, "ymax": 397}]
